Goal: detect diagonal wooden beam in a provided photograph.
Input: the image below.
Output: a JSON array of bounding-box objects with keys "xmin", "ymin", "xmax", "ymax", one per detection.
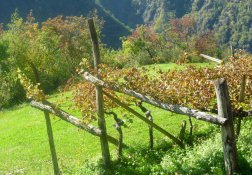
[
  {"xmin": 31, "ymin": 100, "xmax": 120, "ymax": 147},
  {"xmin": 200, "ymin": 54, "xmax": 223, "ymax": 64},
  {"xmin": 103, "ymin": 91, "xmax": 184, "ymax": 148},
  {"xmin": 83, "ymin": 72, "xmax": 227, "ymax": 125}
]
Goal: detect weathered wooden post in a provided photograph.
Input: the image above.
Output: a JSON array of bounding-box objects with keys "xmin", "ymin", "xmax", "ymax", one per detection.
[
  {"xmin": 146, "ymin": 111, "xmax": 154, "ymax": 149},
  {"xmin": 105, "ymin": 111, "xmax": 124, "ymax": 161},
  {"xmin": 44, "ymin": 111, "xmax": 60, "ymax": 175},
  {"xmin": 31, "ymin": 65, "xmax": 60, "ymax": 175},
  {"xmin": 230, "ymin": 45, "xmax": 235, "ymax": 58},
  {"xmin": 88, "ymin": 18, "xmax": 111, "ymax": 168},
  {"xmin": 136, "ymin": 101, "xmax": 154, "ymax": 149},
  {"xmin": 215, "ymin": 78, "xmax": 238, "ymax": 175}
]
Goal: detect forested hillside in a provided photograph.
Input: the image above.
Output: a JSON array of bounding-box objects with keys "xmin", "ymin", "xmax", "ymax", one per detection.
[
  {"xmin": 192, "ymin": 0, "xmax": 252, "ymax": 52},
  {"xmin": 0, "ymin": 0, "xmax": 251, "ymax": 51},
  {"xmin": 0, "ymin": 0, "xmax": 130, "ymax": 48}
]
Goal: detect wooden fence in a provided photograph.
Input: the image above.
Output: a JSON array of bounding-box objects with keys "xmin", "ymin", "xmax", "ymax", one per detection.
[
  {"xmin": 29, "ymin": 19, "xmax": 248, "ymax": 175},
  {"xmin": 82, "ymin": 71, "xmax": 238, "ymax": 175},
  {"xmin": 83, "ymin": 18, "xmax": 238, "ymax": 174}
]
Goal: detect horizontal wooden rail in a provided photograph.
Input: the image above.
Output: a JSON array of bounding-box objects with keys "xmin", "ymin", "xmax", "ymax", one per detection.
[
  {"xmin": 200, "ymin": 54, "xmax": 223, "ymax": 64},
  {"xmin": 31, "ymin": 100, "xmax": 120, "ymax": 146},
  {"xmin": 83, "ymin": 72, "xmax": 228, "ymax": 125}
]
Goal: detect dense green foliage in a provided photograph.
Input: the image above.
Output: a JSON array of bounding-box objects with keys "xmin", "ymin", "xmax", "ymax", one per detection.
[
  {"xmin": 0, "ymin": 12, "xmax": 103, "ymax": 108},
  {"xmin": 0, "ymin": 0, "xmax": 251, "ymax": 52},
  {"xmin": 192, "ymin": 0, "xmax": 252, "ymax": 52},
  {"xmin": 105, "ymin": 16, "xmax": 222, "ymax": 67},
  {"xmin": 0, "ymin": 0, "xmax": 130, "ymax": 48}
]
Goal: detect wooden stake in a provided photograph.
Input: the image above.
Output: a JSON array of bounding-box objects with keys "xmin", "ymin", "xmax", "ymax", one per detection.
[
  {"xmin": 106, "ymin": 112, "xmax": 123, "ymax": 161},
  {"xmin": 188, "ymin": 116, "xmax": 193, "ymax": 145},
  {"xmin": 136, "ymin": 102, "xmax": 154, "ymax": 149},
  {"xmin": 32, "ymin": 64, "xmax": 60, "ymax": 175},
  {"xmin": 88, "ymin": 18, "xmax": 111, "ymax": 168},
  {"xmin": 44, "ymin": 112, "xmax": 60, "ymax": 175},
  {"xmin": 215, "ymin": 78, "xmax": 238, "ymax": 175},
  {"xmin": 188, "ymin": 116, "xmax": 193, "ymax": 137}
]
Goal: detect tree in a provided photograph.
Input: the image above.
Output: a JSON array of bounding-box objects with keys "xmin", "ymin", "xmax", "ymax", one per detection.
[
  {"xmin": 121, "ymin": 25, "xmax": 162, "ymax": 65},
  {"xmin": 195, "ymin": 31, "xmax": 221, "ymax": 57},
  {"xmin": 0, "ymin": 12, "xmax": 103, "ymax": 107},
  {"xmin": 163, "ymin": 15, "xmax": 196, "ymax": 63}
]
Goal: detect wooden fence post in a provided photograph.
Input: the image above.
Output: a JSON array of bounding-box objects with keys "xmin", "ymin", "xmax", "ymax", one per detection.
[
  {"xmin": 88, "ymin": 18, "xmax": 111, "ymax": 168},
  {"xmin": 215, "ymin": 78, "xmax": 238, "ymax": 175},
  {"xmin": 44, "ymin": 112, "xmax": 60, "ymax": 175},
  {"xmin": 146, "ymin": 111, "xmax": 154, "ymax": 150},
  {"xmin": 136, "ymin": 102, "xmax": 154, "ymax": 149},
  {"xmin": 105, "ymin": 112, "xmax": 124, "ymax": 161},
  {"xmin": 188, "ymin": 116, "xmax": 193, "ymax": 137},
  {"xmin": 31, "ymin": 65, "xmax": 60, "ymax": 175}
]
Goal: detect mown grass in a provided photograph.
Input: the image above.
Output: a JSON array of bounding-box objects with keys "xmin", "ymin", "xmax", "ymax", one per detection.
[
  {"xmin": 0, "ymin": 62, "xmax": 251, "ymax": 174},
  {"xmin": 145, "ymin": 62, "xmax": 216, "ymax": 71},
  {"xmin": 142, "ymin": 62, "xmax": 216, "ymax": 76},
  {"xmin": 0, "ymin": 94, "xmax": 212, "ymax": 174}
]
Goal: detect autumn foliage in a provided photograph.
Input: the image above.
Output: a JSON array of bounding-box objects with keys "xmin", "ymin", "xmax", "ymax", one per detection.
[{"xmin": 73, "ymin": 56, "xmax": 252, "ymax": 122}]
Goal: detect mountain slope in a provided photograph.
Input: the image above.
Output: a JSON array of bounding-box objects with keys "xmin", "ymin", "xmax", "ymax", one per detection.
[
  {"xmin": 0, "ymin": 0, "xmax": 130, "ymax": 48},
  {"xmin": 192, "ymin": 0, "xmax": 252, "ymax": 52},
  {"xmin": 0, "ymin": 0, "xmax": 251, "ymax": 51}
]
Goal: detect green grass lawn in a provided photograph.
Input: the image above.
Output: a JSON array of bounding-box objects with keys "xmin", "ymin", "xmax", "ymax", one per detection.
[
  {"xmin": 0, "ymin": 98, "xmax": 212, "ymax": 174},
  {"xmin": 142, "ymin": 62, "xmax": 216, "ymax": 76},
  {"xmin": 144, "ymin": 62, "xmax": 216, "ymax": 71},
  {"xmin": 1, "ymin": 62, "xmax": 249, "ymax": 174}
]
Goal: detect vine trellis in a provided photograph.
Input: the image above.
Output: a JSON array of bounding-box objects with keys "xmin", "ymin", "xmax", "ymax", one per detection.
[{"xmin": 19, "ymin": 18, "xmax": 251, "ymax": 175}]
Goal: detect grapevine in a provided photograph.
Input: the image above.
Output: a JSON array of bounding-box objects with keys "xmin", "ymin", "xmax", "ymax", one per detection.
[
  {"xmin": 17, "ymin": 68, "xmax": 45, "ymax": 101},
  {"xmin": 76, "ymin": 56, "xmax": 252, "ymax": 117}
]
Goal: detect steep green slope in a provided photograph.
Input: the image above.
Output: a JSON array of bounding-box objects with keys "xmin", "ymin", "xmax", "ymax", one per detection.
[
  {"xmin": 0, "ymin": 0, "xmax": 251, "ymax": 51},
  {"xmin": 0, "ymin": 0, "xmax": 193, "ymax": 48},
  {"xmin": 0, "ymin": 0, "xmax": 130, "ymax": 48}
]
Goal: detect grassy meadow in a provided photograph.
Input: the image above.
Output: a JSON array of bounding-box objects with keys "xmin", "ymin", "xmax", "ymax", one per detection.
[
  {"xmin": 0, "ymin": 94, "xmax": 211, "ymax": 174},
  {"xmin": 0, "ymin": 63, "xmax": 251, "ymax": 174}
]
